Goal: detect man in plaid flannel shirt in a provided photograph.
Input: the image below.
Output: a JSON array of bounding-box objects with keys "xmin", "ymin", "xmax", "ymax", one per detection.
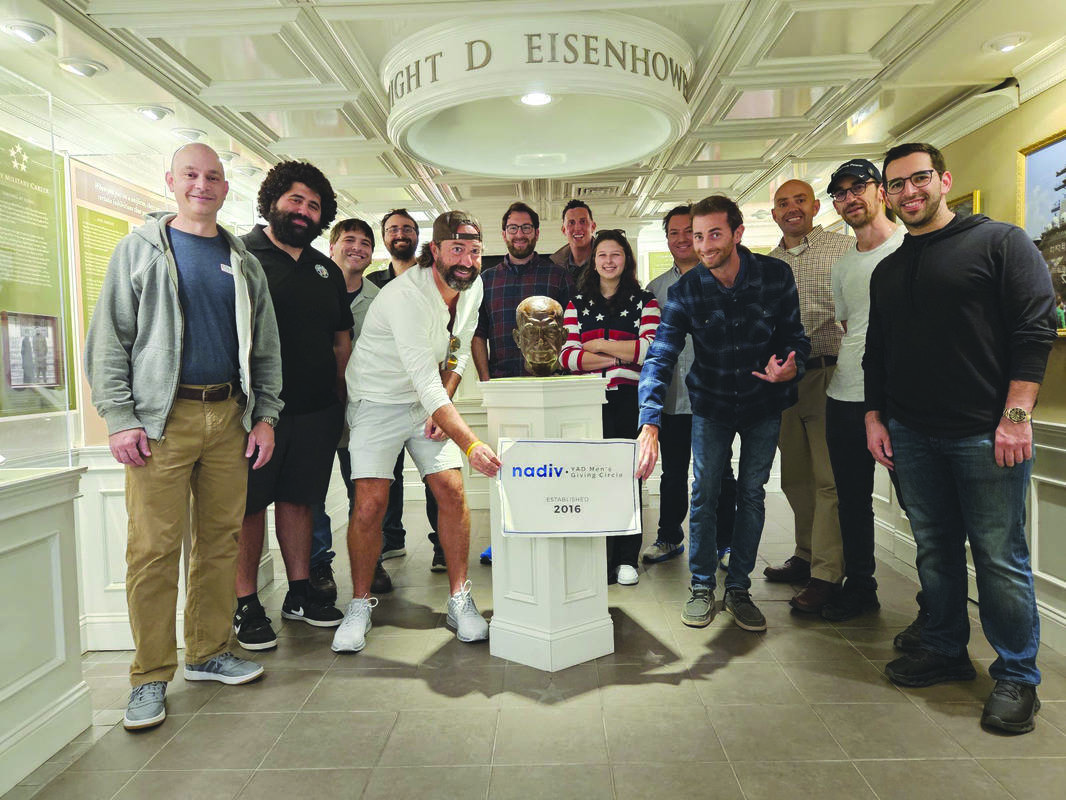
[{"xmin": 764, "ymin": 180, "xmax": 854, "ymax": 614}]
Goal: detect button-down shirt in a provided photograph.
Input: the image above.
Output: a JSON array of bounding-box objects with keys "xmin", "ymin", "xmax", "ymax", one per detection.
[
  {"xmin": 348, "ymin": 264, "xmax": 481, "ymax": 418},
  {"xmin": 768, "ymin": 225, "xmax": 853, "ymax": 359},
  {"xmin": 646, "ymin": 263, "xmax": 695, "ymax": 415},
  {"xmin": 475, "ymin": 252, "xmax": 573, "ymax": 378},
  {"xmin": 638, "ymin": 246, "xmax": 810, "ymax": 430}
]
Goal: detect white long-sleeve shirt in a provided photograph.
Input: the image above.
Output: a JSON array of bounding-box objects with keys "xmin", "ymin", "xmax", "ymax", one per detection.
[{"xmin": 346, "ymin": 263, "xmax": 481, "ymax": 419}]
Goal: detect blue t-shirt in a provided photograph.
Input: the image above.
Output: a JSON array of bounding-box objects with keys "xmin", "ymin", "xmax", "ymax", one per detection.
[{"xmin": 167, "ymin": 226, "xmax": 239, "ymax": 385}]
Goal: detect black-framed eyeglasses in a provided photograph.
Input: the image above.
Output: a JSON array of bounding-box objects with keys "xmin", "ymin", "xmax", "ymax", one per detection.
[
  {"xmin": 441, "ymin": 335, "xmax": 460, "ymax": 371},
  {"xmin": 829, "ymin": 180, "xmax": 876, "ymax": 202},
  {"xmin": 384, "ymin": 224, "xmax": 417, "ymax": 236},
  {"xmin": 504, "ymin": 223, "xmax": 535, "ymax": 234},
  {"xmin": 885, "ymin": 170, "xmax": 937, "ymax": 195}
]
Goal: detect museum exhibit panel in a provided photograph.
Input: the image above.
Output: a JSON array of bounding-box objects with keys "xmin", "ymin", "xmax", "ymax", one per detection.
[{"xmin": 2, "ymin": 0, "xmax": 1066, "ymax": 795}]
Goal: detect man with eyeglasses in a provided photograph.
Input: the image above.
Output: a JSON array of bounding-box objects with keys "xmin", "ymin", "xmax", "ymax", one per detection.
[
  {"xmin": 366, "ymin": 209, "xmax": 445, "ymax": 575},
  {"xmin": 333, "ymin": 211, "xmax": 501, "ymax": 653},
  {"xmin": 817, "ymin": 159, "xmax": 905, "ymax": 622},
  {"xmin": 550, "ymin": 199, "xmax": 597, "ymax": 281},
  {"xmin": 765, "ymin": 179, "xmax": 853, "ymax": 614},
  {"xmin": 473, "ymin": 201, "xmax": 573, "ymax": 381},
  {"xmin": 865, "ymin": 142, "xmax": 1056, "ymax": 733}
]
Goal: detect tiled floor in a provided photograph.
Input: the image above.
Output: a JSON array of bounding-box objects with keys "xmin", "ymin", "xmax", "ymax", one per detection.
[{"xmin": 9, "ymin": 493, "xmax": 1066, "ymax": 800}]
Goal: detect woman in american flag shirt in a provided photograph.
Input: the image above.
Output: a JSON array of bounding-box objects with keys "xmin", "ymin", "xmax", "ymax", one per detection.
[{"xmin": 560, "ymin": 229, "xmax": 661, "ymax": 586}]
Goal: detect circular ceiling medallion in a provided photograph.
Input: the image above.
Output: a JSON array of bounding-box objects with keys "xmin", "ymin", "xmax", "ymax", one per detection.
[{"xmin": 381, "ymin": 14, "xmax": 694, "ymax": 178}]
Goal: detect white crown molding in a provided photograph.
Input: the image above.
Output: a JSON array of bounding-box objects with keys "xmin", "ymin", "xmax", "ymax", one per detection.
[
  {"xmin": 693, "ymin": 118, "xmax": 817, "ymax": 140},
  {"xmin": 88, "ymin": 8, "xmax": 300, "ymax": 36},
  {"xmin": 267, "ymin": 137, "xmax": 390, "ymax": 158},
  {"xmin": 316, "ymin": 0, "xmax": 732, "ymax": 22},
  {"xmin": 1014, "ymin": 37, "xmax": 1066, "ymax": 102},
  {"xmin": 198, "ymin": 81, "xmax": 360, "ymax": 109},
  {"xmin": 723, "ymin": 56, "xmax": 881, "ymax": 88},
  {"xmin": 899, "ymin": 84, "xmax": 1020, "ymax": 149}
]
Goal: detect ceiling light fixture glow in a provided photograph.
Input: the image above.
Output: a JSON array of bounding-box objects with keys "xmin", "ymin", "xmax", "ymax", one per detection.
[
  {"xmin": 171, "ymin": 127, "xmax": 207, "ymax": 141},
  {"xmin": 2, "ymin": 20, "xmax": 55, "ymax": 43},
  {"xmin": 521, "ymin": 92, "xmax": 552, "ymax": 106},
  {"xmin": 137, "ymin": 105, "xmax": 172, "ymax": 121},
  {"xmin": 217, "ymin": 150, "xmax": 239, "ymax": 162},
  {"xmin": 982, "ymin": 32, "xmax": 1030, "ymax": 54},
  {"xmin": 58, "ymin": 57, "xmax": 108, "ymax": 78},
  {"xmin": 233, "ymin": 165, "xmax": 262, "ymax": 177}
]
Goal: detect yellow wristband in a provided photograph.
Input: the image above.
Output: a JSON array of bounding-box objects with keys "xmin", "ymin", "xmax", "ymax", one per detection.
[{"xmin": 465, "ymin": 440, "xmax": 484, "ymax": 458}]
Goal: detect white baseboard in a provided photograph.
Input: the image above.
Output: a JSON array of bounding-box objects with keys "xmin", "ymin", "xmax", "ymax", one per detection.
[{"xmin": 0, "ymin": 683, "xmax": 92, "ymax": 795}]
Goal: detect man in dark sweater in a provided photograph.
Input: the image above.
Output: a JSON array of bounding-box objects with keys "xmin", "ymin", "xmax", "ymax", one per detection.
[{"xmin": 864, "ymin": 142, "xmax": 1056, "ymax": 734}]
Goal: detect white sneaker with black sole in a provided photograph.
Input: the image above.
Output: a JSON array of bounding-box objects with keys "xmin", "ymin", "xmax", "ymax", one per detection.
[{"xmin": 282, "ymin": 591, "xmax": 344, "ymax": 627}]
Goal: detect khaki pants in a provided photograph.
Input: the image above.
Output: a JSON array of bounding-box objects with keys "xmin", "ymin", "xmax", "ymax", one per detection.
[
  {"xmin": 778, "ymin": 366, "xmax": 843, "ymax": 583},
  {"xmin": 125, "ymin": 395, "xmax": 248, "ymax": 686}
]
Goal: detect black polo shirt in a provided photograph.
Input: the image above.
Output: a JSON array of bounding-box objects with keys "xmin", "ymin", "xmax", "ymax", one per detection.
[{"xmin": 242, "ymin": 224, "xmax": 354, "ymax": 415}]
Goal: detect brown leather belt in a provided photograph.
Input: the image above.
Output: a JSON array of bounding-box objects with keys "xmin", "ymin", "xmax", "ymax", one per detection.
[
  {"xmin": 807, "ymin": 355, "xmax": 838, "ymax": 370},
  {"xmin": 175, "ymin": 382, "xmax": 238, "ymax": 402}
]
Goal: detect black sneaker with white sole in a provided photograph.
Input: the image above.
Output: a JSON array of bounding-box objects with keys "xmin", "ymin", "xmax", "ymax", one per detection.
[
  {"xmin": 281, "ymin": 591, "xmax": 344, "ymax": 627},
  {"xmin": 233, "ymin": 601, "xmax": 278, "ymax": 651}
]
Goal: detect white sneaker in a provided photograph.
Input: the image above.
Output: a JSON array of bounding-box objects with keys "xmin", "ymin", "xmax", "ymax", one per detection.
[
  {"xmin": 447, "ymin": 580, "xmax": 489, "ymax": 642},
  {"xmin": 331, "ymin": 596, "xmax": 378, "ymax": 653},
  {"xmin": 617, "ymin": 564, "xmax": 639, "ymax": 585}
]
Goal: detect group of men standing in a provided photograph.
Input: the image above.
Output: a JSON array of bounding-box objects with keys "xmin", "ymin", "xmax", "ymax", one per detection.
[
  {"xmin": 636, "ymin": 142, "xmax": 1056, "ymax": 734},
  {"xmin": 85, "ymin": 137, "xmax": 1056, "ymax": 738}
]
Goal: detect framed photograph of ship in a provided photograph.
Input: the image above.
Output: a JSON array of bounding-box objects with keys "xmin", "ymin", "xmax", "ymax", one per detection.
[
  {"xmin": 1019, "ymin": 129, "xmax": 1066, "ymax": 292},
  {"xmin": 948, "ymin": 190, "xmax": 980, "ymax": 217}
]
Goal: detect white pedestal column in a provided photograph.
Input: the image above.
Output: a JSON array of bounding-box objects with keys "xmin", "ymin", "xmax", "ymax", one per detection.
[{"xmin": 482, "ymin": 376, "xmax": 614, "ymax": 671}]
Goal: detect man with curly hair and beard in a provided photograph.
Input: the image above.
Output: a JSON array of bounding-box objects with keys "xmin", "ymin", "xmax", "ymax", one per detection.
[{"xmin": 232, "ymin": 161, "xmax": 353, "ymax": 650}]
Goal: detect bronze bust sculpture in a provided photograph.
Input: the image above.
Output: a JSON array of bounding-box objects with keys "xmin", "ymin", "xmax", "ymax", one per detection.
[{"xmin": 513, "ymin": 296, "xmax": 566, "ymax": 376}]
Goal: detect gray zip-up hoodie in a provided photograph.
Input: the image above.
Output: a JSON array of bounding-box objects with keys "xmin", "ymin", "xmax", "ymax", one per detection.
[{"xmin": 84, "ymin": 211, "xmax": 283, "ymax": 439}]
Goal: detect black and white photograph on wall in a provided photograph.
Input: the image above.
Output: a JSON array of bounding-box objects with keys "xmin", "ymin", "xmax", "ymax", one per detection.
[
  {"xmin": 1, "ymin": 311, "xmax": 60, "ymax": 388},
  {"xmin": 1021, "ymin": 129, "xmax": 1066, "ymax": 290}
]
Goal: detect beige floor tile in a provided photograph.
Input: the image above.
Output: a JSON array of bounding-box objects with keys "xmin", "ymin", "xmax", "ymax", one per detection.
[
  {"xmin": 611, "ymin": 762, "xmax": 743, "ymax": 800},
  {"xmin": 2, "ymin": 786, "xmax": 40, "ymax": 800},
  {"xmin": 492, "ymin": 707, "xmax": 607, "ymax": 765},
  {"xmin": 674, "ymin": 626, "xmax": 778, "ymax": 666},
  {"xmin": 363, "ymin": 765, "xmax": 490, "ymax": 800},
  {"xmin": 67, "ymin": 715, "xmax": 191, "ymax": 772},
  {"xmin": 782, "ymin": 660, "xmax": 909, "ymax": 703},
  {"xmin": 242, "ymin": 636, "xmax": 336, "ymax": 671},
  {"xmin": 421, "ymin": 635, "xmax": 507, "ymax": 670},
  {"xmin": 710, "ymin": 704, "xmax": 847, "ymax": 761},
  {"xmin": 378, "ymin": 709, "xmax": 498, "ymax": 766},
  {"xmin": 145, "ymin": 712, "xmax": 293, "ymax": 770},
  {"xmin": 1039, "ymin": 699, "xmax": 1066, "ymax": 731},
  {"xmin": 733, "ymin": 761, "xmax": 875, "ymax": 800},
  {"xmin": 17, "ymin": 762, "xmax": 65, "ymax": 787},
  {"xmin": 761, "ymin": 626, "xmax": 863, "ymax": 662},
  {"xmin": 834, "ymin": 626, "xmax": 904, "ymax": 660},
  {"xmin": 236, "ymin": 768, "xmax": 370, "ymax": 799},
  {"xmin": 488, "ymin": 765, "xmax": 613, "ymax": 800},
  {"xmin": 113, "ymin": 769, "xmax": 252, "ymax": 800},
  {"xmin": 977, "ymin": 757, "xmax": 1066, "ymax": 799},
  {"xmin": 30, "ymin": 771, "xmax": 133, "ymax": 800},
  {"xmin": 264, "ymin": 711, "xmax": 396, "ymax": 768},
  {"xmin": 919, "ymin": 702, "xmax": 1066, "ymax": 758},
  {"xmin": 498, "ymin": 663, "xmax": 600, "ymax": 707},
  {"xmin": 813, "ymin": 702, "xmax": 969, "ymax": 759},
  {"xmin": 604, "ymin": 705, "xmax": 725, "ymax": 763},
  {"xmin": 334, "ymin": 630, "xmax": 438, "ymax": 669},
  {"xmin": 399, "ymin": 666, "xmax": 505, "ymax": 708},
  {"xmin": 597, "ymin": 663, "xmax": 701, "ymax": 706},
  {"xmin": 302, "ymin": 668, "xmax": 418, "ymax": 711},
  {"xmin": 199, "ymin": 669, "xmax": 323, "ymax": 713},
  {"xmin": 692, "ymin": 661, "xmax": 806, "ymax": 705},
  {"xmin": 855, "ymin": 759, "xmax": 1012, "ymax": 800}
]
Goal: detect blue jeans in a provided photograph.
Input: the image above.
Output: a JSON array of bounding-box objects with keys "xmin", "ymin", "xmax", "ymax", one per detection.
[
  {"xmin": 690, "ymin": 413, "xmax": 781, "ymax": 590},
  {"xmin": 889, "ymin": 419, "xmax": 1040, "ymax": 685},
  {"xmin": 310, "ymin": 449, "xmax": 354, "ymax": 569}
]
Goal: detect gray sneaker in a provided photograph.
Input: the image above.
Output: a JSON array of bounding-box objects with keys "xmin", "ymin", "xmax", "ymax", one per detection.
[
  {"xmin": 682, "ymin": 585, "xmax": 715, "ymax": 627},
  {"xmin": 124, "ymin": 681, "xmax": 166, "ymax": 730},
  {"xmin": 184, "ymin": 652, "xmax": 264, "ymax": 685},
  {"xmin": 332, "ymin": 596, "xmax": 378, "ymax": 653},
  {"xmin": 724, "ymin": 588, "xmax": 766, "ymax": 632},
  {"xmin": 447, "ymin": 580, "xmax": 489, "ymax": 642}
]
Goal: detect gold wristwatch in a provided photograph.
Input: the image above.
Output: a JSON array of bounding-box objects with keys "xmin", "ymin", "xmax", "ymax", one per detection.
[{"xmin": 1003, "ymin": 407, "xmax": 1032, "ymax": 424}]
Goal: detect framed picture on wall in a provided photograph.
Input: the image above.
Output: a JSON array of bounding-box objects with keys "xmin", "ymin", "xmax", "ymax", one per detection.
[
  {"xmin": 1, "ymin": 312, "xmax": 62, "ymax": 388},
  {"xmin": 1018, "ymin": 129, "xmax": 1066, "ymax": 292},
  {"xmin": 948, "ymin": 190, "xmax": 981, "ymax": 217}
]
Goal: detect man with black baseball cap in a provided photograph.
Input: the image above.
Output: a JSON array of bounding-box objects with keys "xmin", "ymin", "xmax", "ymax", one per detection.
[
  {"xmin": 333, "ymin": 210, "xmax": 502, "ymax": 654},
  {"xmin": 821, "ymin": 158, "xmax": 904, "ymax": 622}
]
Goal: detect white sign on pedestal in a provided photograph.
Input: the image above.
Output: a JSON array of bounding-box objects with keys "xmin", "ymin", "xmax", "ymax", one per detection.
[{"xmin": 498, "ymin": 438, "xmax": 639, "ymax": 536}]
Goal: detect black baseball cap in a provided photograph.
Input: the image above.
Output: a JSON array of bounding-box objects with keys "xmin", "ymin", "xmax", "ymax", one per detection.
[
  {"xmin": 828, "ymin": 159, "xmax": 882, "ymax": 194},
  {"xmin": 432, "ymin": 210, "xmax": 481, "ymax": 243}
]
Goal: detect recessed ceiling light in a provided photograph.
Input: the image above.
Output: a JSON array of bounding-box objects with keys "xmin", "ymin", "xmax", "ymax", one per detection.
[
  {"xmin": 137, "ymin": 105, "xmax": 172, "ymax": 121},
  {"xmin": 521, "ymin": 92, "xmax": 552, "ymax": 106},
  {"xmin": 2, "ymin": 20, "xmax": 55, "ymax": 43},
  {"xmin": 217, "ymin": 150, "xmax": 239, "ymax": 162},
  {"xmin": 58, "ymin": 57, "xmax": 108, "ymax": 78},
  {"xmin": 982, "ymin": 32, "xmax": 1030, "ymax": 54},
  {"xmin": 233, "ymin": 165, "xmax": 262, "ymax": 177},
  {"xmin": 172, "ymin": 127, "xmax": 207, "ymax": 141}
]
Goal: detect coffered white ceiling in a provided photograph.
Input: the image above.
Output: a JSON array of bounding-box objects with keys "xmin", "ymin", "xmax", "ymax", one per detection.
[{"xmin": 1, "ymin": 0, "xmax": 1064, "ymax": 248}]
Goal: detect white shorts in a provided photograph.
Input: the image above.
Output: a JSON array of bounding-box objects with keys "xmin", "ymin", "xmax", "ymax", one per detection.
[{"xmin": 347, "ymin": 399, "xmax": 462, "ymax": 480}]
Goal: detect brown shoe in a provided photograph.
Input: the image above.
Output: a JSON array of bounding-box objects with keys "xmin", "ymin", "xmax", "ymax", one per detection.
[
  {"xmin": 789, "ymin": 578, "xmax": 838, "ymax": 613},
  {"xmin": 763, "ymin": 556, "xmax": 810, "ymax": 583}
]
